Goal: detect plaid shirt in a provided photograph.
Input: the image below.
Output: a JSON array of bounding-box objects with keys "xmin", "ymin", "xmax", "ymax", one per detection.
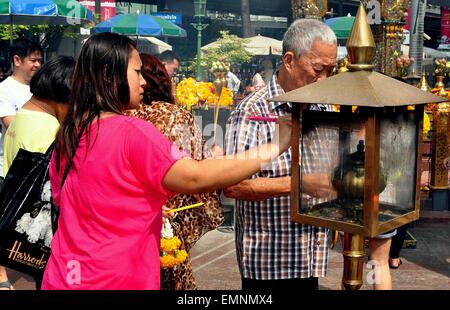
[{"xmin": 224, "ymin": 74, "xmax": 329, "ymax": 280}]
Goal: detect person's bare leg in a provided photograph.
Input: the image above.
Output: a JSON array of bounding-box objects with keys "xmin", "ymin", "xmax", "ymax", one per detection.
[
  {"xmin": 369, "ymin": 238, "xmax": 392, "ymax": 290},
  {"xmin": 0, "ymin": 266, "xmax": 14, "ymax": 290}
]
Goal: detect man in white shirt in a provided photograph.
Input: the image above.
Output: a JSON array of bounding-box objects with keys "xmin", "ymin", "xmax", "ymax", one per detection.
[
  {"xmin": 226, "ymin": 71, "xmax": 241, "ymax": 97},
  {"xmin": 0, "ymin": 37, "xmax": 42, "ymax": 290}
]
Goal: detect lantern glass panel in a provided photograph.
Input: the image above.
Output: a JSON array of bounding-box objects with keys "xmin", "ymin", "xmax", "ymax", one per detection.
[
  {"xmin": 194, "ymin": 0, "xmax": 207, "ymax": 17},
  {"xmin": 297, "ymin": 109, "xmax": 419, "ymax": 228},
  {"xmin": 298, "ymin": 111, "xmax": 368, "ymax": 227},
  {"xmin": 378, "ymin": 111, "xmax": 418, "ymax": 221}
]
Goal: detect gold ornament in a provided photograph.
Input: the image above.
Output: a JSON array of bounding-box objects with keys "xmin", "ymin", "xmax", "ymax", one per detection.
[{"xmin": 299, "ymin": 0, "xmax": 327, "ymax": 19}]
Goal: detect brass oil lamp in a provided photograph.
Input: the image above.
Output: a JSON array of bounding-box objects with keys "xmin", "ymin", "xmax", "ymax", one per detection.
[
  {"xmin": 332, "ymin": 140, "xmax": 388, "ymax": 223},
  {"xmin": 271, "ymin": 3, "xmax": 446, "ymax": 290}
]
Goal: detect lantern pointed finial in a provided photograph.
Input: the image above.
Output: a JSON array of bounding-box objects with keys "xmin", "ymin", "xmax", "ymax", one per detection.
[{"xmin": 346, "ymin": 2, "xmax": 375, "ymax": 71}]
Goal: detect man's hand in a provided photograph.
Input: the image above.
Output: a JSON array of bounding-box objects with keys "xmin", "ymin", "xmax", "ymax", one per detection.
[
  {"xmin": 301, "ymin": 173, "xmax": 334, "ymax": 198},
  {"xmin": 224, "ymin": 176, "xmax": 291, "ymax": 201}
]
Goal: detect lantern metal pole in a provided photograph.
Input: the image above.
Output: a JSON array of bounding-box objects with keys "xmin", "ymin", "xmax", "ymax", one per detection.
[
  {"xmin": 342, "ymin": 233, "xmax": 365, "ymax": 290},
  {"xmin": 192, "ymin": 0, "xmax": 208, "ymax": 81},
  {"xmin": 191, "ymin": 21, "xmax": 208, "ymax": 81}
]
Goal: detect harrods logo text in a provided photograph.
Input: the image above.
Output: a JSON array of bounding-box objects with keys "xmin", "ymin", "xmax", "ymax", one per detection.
[{"xmin": 6, "ymin": 240, "xmax": 47, "ymax": 269}]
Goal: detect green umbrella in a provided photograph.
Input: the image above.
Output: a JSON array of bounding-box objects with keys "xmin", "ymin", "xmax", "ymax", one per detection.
[
  {"xmin": 325, "ymin": 15, "xmax": 355, "ymax": 39},
  {"xmin": 92, "ymin": 13, "xmax": 187, "ymax": 38}
]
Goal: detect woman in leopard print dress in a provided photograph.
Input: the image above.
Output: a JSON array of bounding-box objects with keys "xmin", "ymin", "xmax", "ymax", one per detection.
[{"xmin": 126, "ymin": 54, "xmax": 223, "ymax": 290}]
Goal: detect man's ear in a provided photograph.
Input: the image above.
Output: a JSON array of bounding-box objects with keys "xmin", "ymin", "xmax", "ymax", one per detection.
[
  {"xmin": 282, "ymin": 51, "xmax": 295, "ymax": 71},
  {"xmin": 12, "ymin": 55, "xmax": 22, "ymax": 68}
]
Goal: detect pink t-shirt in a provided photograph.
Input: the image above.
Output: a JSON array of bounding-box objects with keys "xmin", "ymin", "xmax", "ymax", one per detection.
[{"xmin": 42, "ymin": 115, "xmax": 185, "ymax": 290}]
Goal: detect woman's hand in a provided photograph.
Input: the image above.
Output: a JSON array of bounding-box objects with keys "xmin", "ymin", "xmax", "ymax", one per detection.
[{"xmin": 162, "ymin": 206, "xmax": 173, "ymax": 219}]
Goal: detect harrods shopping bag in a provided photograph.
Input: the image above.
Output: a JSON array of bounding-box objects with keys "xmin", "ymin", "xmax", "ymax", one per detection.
[{"xmin": 0, "ymin": 146, "xmax": 58, "ymax": 278}]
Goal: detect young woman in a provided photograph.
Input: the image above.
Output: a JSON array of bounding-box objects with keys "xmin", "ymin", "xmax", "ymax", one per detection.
[
  {"xmin": 126, "ymin": 54, "xmax": 223, "ymax": 290},
  {"xmin": 41, "ymin": 33, "xmax": 291, "ymax": 290}
]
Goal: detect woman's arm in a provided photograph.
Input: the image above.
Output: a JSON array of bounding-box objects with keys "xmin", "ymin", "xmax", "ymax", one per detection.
[
  {"xmin": 163, "ymin": 117, "xmax": 291, "ymax": 194},
  {"xmin": 163, "ymin": 143, "xmax": 282, "ymax": 194}
]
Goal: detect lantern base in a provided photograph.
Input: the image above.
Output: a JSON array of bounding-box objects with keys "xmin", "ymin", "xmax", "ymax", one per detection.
[{"xmin": 304, "ymin": 199, "xmax": 408, "ymax": 226}]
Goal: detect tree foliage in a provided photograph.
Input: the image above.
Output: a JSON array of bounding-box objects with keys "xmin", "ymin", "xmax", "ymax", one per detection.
[
  {"xmin": 190, "ymin": 30, "xmax": 253, "ymax": 77},
  {"xmin": 0, "ymin": 25, "xmax": 28, "ymax": 40},
  {"xmin": 0, "ymin": 24, "xmax": 78, "ymax": 47}
]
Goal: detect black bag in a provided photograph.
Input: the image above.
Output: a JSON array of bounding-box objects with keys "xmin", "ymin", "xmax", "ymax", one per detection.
[{"xmin": 0, "ymin": 145, "xmax": 58, "ymax": 278}]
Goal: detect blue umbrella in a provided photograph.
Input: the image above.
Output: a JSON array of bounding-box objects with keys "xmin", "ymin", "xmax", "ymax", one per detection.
[
  {"xmin": 0, "ymin": 0, "xmax": 94, "ymax": 25},
  {"xmin": 92, "ymin": 13, "xmax": 187, "ymax": 38},
  {"xmin": 0, "ymin": 0, "xmax": 94, "ymax": 44}
]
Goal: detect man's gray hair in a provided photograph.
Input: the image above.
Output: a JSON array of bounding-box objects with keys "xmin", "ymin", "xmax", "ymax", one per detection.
[{"xmin": 282, "ymin": 19, "xmax": 337, "ymax": 58}]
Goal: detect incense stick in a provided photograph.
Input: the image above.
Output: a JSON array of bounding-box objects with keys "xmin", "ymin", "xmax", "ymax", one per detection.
[
  {"xmin": 168, "ymin": 202, "xmax": 205, "ymax": 214},
  {"xmin": 248, "ymin": 116, "xmax": 278, "ymax": 122},
  {"xmin": 213, "ymin": 100, "xmax": 220, "ymax": 143}
]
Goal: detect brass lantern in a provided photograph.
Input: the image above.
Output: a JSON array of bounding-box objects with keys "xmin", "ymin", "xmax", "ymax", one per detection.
[{"xmin": 271, "ymin": 4, "xmax": 446, "ymax": 238}]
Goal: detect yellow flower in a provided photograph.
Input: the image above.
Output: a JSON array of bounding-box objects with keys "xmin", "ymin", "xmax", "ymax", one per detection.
[
  {"xmin": 160, "ymin": 236, "xmax": 182, "ymax": 253},
  {"xmin": 176, "ymin": 78, "xmax": 200, "ymax": 111},
  {"xmin": 219, "ymin": 87, "xmax": 233, "ymax": 107},
  {"xmin": 174, "ymin": 250, "xmax": 188, "ymax": 264},
  {"xmin": 160, "ymin": 255, "xmax": 178, "ymax": 269},
  {"xmin": 160, "ymin": 250, "xmax": 188, "ymax": 269},
  {"xmin": 176, "ymin": 78, "xmax": 233, "ymax": 110},
  {"xmin": 423, "ymin": 112, "xmax": 431, "ymax": 140}
]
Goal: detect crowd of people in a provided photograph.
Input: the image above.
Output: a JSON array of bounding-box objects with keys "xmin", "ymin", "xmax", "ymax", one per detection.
[{"xmin": 0, "ymin": 19, "xmax": 411, "ymax": 291}]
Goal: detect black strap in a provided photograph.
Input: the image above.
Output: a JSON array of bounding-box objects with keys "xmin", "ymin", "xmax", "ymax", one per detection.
[
  {"xmin": 43, "ymin": 142, "xmax": 68, "ymax": 190},
  {"xmin": 44, "ymin": 142, "xmax": 54, "ymax": 159}
]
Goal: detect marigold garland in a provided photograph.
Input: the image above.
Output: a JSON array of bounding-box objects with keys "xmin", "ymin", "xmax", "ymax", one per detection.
[
  {"xmin": 160, "ymin": 218, "xmax": 188, "ymax": 269},
  {"xmin": 176, "ymin": 78, "xmax": 233, "ymax": 111},
  {"xmin": 160, "ymin": 249, "xmax": 188, "ymax": 269},
  {"xmin": 160, "ymin": 236, "xmax": 182, "ymax": 253}
]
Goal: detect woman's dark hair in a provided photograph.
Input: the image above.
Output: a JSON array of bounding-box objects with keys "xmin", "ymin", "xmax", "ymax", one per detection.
[
  {"xmin": 140, "ymin": 53, "xmax": 175, "ymax": 105},
  {"xmin": 55, "ymin": 32, "xmax": 136, "ymax": 176},
  {"xmin": 30, "ymin": 56, "xmax": 75, "ymax": 103}
]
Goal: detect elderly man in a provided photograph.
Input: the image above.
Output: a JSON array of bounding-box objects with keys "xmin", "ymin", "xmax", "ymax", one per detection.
[{"xmin": 224, "ymin": 19, "xmax": 337, "ymax": 290}]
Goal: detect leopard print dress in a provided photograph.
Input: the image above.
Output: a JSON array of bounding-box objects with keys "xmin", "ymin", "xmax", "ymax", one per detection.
[{"xmin": 127, "ymin": 102, "xmax": 224, "ymax": 290}]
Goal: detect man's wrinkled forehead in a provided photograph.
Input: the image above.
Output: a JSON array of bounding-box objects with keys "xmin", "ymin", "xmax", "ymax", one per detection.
[{"xmin": 305, "ymin": 50, "xmax": 337, "ymax": 65}]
